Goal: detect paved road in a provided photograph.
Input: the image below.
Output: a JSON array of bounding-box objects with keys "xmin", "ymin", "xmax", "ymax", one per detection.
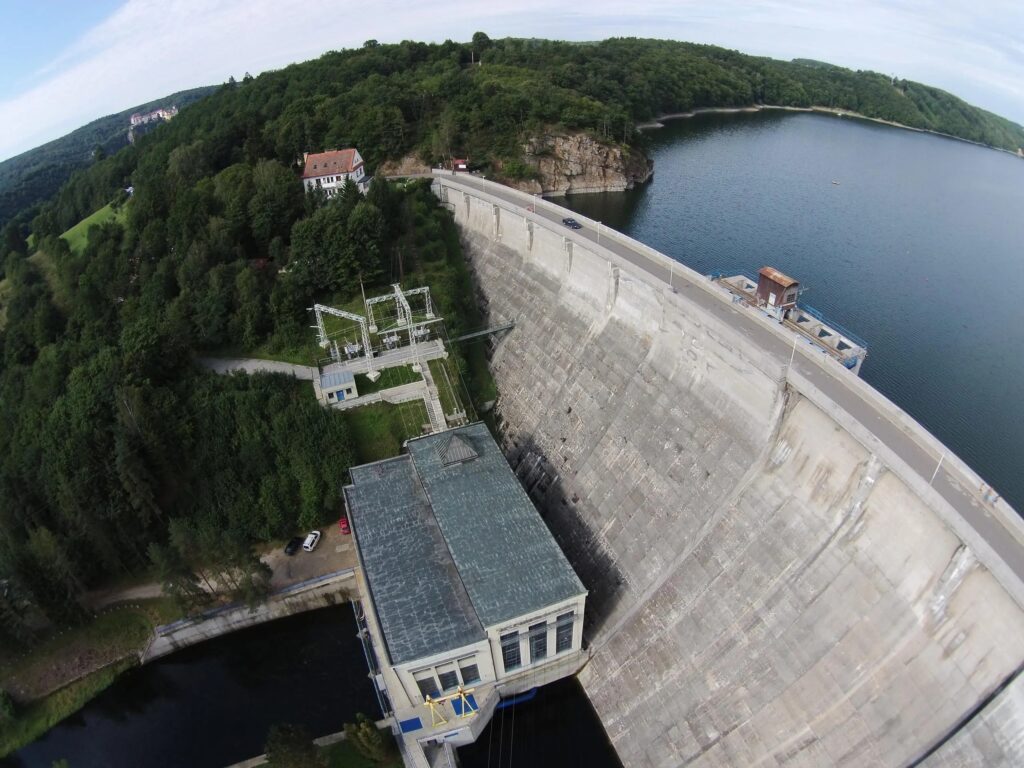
[
  {"xmin": 435, "ymin": 173, "xmax": 1024, "ymax": 587},
  {"xmin": 198, "ymin": 357, "xmax": 317, "ymax": 379},
  {"xmin": 84, "ymin": 526, "xmax": 356, "ymax": 609}
]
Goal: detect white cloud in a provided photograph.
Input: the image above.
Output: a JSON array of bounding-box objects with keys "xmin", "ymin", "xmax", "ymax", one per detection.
[{"xmin": 1, "ymin": 0, "xmax": 1022, "ymax": 161}]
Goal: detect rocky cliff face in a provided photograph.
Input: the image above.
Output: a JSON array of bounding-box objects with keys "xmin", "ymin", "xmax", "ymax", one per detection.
[
  {"xmin": 510, "ymin": 133, "xmax": 653, "ymax": 195},
  {"xmin": 376, "ymin": 152, "xmax": 431, "ymax": 177}
]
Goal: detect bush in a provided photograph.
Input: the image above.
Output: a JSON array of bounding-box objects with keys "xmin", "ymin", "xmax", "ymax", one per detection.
[
  {"xmin": 265, "ymin": 723, "xmax": 326, "ymax": 768},
  {"xmin": 343, "ymin": 713, "xmax": 392, "ymax": 763},
  {"xmin": 0, "ymin": 690, "xmax": 15, "ymax": 721}
]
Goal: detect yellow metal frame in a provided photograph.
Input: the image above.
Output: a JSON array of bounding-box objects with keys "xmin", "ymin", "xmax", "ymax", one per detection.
[{"xmin": 423, "ymin": 685, "xmax": 478, "ymax": 726}]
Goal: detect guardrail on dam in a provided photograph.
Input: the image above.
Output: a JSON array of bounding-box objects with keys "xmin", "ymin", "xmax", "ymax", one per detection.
[{"xmin": 430, "ymin": 171, "xmax": 1024, "ymax": 767}]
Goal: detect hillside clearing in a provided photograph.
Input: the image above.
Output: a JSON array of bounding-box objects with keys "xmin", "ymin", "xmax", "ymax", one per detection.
[{"xmin": 60, "ymin": 203, "xmax": 126, "ymax": 254}]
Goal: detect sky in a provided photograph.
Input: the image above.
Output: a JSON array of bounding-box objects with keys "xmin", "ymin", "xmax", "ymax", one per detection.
[{"xmin": 0, "ymin": 0, "xmax": 1022, "ymax": 161}]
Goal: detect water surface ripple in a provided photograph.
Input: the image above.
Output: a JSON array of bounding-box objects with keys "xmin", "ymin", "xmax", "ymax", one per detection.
[{"xmin": 563, "ymin": 111, "xmax": 1024, "ymax": 512}]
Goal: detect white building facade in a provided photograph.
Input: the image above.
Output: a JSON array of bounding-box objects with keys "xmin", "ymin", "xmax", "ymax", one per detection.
[
  {"xmin": 345, "ymin": 424, "xmax": 588, "ymax": 755},
  {"xmin": 302, "ymin": 148, "xmax": 367, "ymax": 196}
]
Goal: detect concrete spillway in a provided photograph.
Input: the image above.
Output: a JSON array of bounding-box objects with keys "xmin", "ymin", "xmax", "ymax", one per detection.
[{"xmin": 432, "ymin": 173, "xmax": 1024, "ymax": 767}]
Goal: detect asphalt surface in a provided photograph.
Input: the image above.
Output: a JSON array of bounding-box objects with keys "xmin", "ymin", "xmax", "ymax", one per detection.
[{"xmin": 435, "ymin": 172, "xmax": 1024, "ymax": 586}]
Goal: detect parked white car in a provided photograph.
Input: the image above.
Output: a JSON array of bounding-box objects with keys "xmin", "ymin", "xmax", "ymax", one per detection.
[{"xmin": 302, "ymin": 530, "xmax": 322, "ymax": 552}]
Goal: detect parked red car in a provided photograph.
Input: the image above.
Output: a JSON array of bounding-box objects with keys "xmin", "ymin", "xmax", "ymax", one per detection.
[{"xmin": 338, "ymin": 515, "xmax": 351, "ymax": 535}]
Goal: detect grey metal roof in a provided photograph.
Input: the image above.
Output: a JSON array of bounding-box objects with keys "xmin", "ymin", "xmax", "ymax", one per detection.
[
  {"xmin": 345, "ymin": 423, "xmax": 585, "ymax": 666},
  {"xmin": 407, "ymin": 423, "xmax": 585, "ymax": 628},
  {"xmin": 320, "ymin": 370, "xmax": 355, "ymax": 391},
  {"xmin": 436, "ymin": 433, "xmax": 479, "ymax": 466},
  {"xmin": 346, "ymin": 457, "xmax": 484, "ymax": 665}
]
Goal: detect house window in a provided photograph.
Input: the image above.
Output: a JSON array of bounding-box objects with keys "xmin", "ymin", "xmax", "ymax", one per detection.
[
  {"xmin": 414, "ymin": 672, "xmax": 439, "ymax": 700},
  {"xmin": 556, "ymin": 612, "xmax": 574, "ymax": 653},
  {"xmin": 529, "ymin": 622, "xmax": 547, "ymax": 663},
  {"xmin": 459, "ymin": 661, "xmax": 481, "ymax": 685},
  {"xmin": 501, "ymin": 632, "xmax": 521, "ymax": 672},
  {"xmin": 438, "ymin": 668, "xmax": 459, "ymax": 692}
]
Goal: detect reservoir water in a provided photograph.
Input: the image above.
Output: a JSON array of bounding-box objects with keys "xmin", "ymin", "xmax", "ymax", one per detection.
[{"xmin": 562, "ymin": 111, "xmax": 1024, "ymax": 512}]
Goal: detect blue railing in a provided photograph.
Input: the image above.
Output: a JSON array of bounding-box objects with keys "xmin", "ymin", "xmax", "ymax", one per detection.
[
  {"xmin": 798, "ymin": 303, "xmax": 869, "ymax": 350},
  {"xmin": 708, "ymin": 268, "xmax": 759, "ymax": 286}
]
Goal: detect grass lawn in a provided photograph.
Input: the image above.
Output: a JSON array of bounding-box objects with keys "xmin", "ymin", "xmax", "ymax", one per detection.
[
  {"xmin": 340, "ymin": 401, "xmax": 429, "ymax": 464},
  {"xmin": 354, "ymin": 365, "xmax": 421, "ymax": 395},
  {"xmin": 427, "ymin": 358, "xmax": 463, "ymax": 416},
  {"xmin": 59, "ymin": 203, "xmax": 126, "ymax": 255},
  {"xmin": 461, "ymin": 340, "xmax": 497, "ymax": 405},
  {"xmin": 320, "ymin": 739, "xmax": 402, "ymax": 768},
  {"xmin": 0, "ymin": 598, "xmax": 180, "ymax": 757}
]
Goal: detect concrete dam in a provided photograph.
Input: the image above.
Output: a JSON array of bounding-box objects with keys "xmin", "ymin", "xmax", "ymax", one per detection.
[{"xmin": 431, "ymin": 173, "xmax": 1024, "ymax": 767}]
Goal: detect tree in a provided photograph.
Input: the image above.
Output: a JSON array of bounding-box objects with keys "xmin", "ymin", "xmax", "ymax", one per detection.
[
  {"xmin": 264, "ymin": 723, "xmax": 325, "ymax": 768},
  {"xmin": 346, "ymin": 202, "xmax": 387, "ymax": 283},
  {"xmin": 344, "ymin": 713, "xmax": 392, "ymax": 762},
  {"xmin": 3, "ymin": 221, "xmax": 26, "ymax": 255},
  {"xmin": 471, "ymin": 31, "xmax": 492, "ymax": 57},
  {"xmin": 249, "ymin": 160, "xmax": 303, "ymax": 251},
  {"xmin": 0, "ymin": 689, "xmax": 15, "ymax": 721},
  {"xmin": 0, "ymin": 576, "xmax": 39, "ymax": 648},
  {"xmin": 148, "ymin": 543, "xmax": 208, "ymax": 614}
]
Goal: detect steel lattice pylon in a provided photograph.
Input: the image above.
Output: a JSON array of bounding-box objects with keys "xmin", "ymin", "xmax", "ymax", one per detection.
[{"xmin": 309, "ymin": 304, "xmax": 379, "ymax": 380}]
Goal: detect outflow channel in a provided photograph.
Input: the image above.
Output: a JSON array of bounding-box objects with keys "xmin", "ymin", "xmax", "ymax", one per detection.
[{"xmin": 3, "ymin": 607, "xmax": 379, "ymax": 768}]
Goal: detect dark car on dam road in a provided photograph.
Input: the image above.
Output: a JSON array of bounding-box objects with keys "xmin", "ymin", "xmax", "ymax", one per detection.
[{"xmin": 562, "ymin": 217, "xmax": 582, "ymax": 229}]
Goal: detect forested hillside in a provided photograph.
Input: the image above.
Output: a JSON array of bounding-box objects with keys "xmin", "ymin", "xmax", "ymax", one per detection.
[
  {"xmin": 16, "ymin": 36, "xmax": 1024, "ymax": 239},
  {"xmin": 0, "ymin": 86, "xmax": 215, "ymax": 229},
  {"xmin": 2, "ymin": 33, "xmax": 1021, "ymax": 648}
]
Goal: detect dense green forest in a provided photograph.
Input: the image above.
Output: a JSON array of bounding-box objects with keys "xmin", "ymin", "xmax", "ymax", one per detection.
[
  {"xmin": 0, "ymin": 165, "xmax": 477, "ymax": 647},
  {"xmin": 2, "ymin": 33, "xmax": 1022, "ymax": 649},
  {"xmin": 8, "ymin": 36, "xmax": 1024, "ymax": 236},
  {"xmin": 0, "ymin": 86, "xmax": 215, "ymax": 229}
]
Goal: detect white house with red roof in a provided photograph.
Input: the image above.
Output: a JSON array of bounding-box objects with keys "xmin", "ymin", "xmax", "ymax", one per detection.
[{"xmin": 302, "ymin": 148, "xmax": 367, "ymax": 196}]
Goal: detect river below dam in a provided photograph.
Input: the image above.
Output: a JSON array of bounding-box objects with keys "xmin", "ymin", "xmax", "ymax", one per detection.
[
  {"xmin": 563, "ymin": 110, "xmax": 1024, "ymax": 513},
  {"xmin": 2, "ymin": 607, "xmax": 380, "ymax": 768},
  {"xmin": 3, "ymin": 607, "xmax": 618, "ymax": 768}
]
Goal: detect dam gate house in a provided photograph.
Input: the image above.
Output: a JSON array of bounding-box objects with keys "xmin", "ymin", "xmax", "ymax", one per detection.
[
  {"xmin": 717, "ymin": 265, "xmax": 868, "ymax": 374},
  {"xmin": 345, "ymin": 423, "xmax": 587, "ymax": 756}
]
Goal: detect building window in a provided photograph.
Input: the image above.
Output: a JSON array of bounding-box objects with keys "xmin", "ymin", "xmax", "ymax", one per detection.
[
  {"xmin": 556, "ymin": 612, "xmax": 574, "ymax": 653},
  {"xmin": 501, "ymin": 632, "xmax": 521, "ymax": 672},
  {"xmin": 529, "ymin": 622, "xmax": 547, "ymax": 663},
  {"xmin": 438, "ymin": 670, "xmax": 459, "ymax": 692},
  {"xmin": 459, "ymin": 662, "xmax": 481, "ymax": 685},
  {"xmin": 414, "ymin": 673, "xmax": 439, "ymax": 701}
]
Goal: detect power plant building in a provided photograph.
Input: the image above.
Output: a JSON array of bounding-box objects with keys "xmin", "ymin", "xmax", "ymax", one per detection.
[{"xmin": 345, "ymin": 423, "xmax": 587, "ymax": 752}]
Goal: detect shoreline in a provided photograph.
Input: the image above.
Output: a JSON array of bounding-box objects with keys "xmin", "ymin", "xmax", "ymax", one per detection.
[
  {"xmin": 1, "ymin": 571, "xmax": 356, "ymax": 758},
  {"xmin": 638, "ymin": 104, "xmax": 1021, "ymax": 157}
]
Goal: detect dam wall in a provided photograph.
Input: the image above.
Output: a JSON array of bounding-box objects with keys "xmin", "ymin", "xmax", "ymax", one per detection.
[{"xmin": 433, "ymin": 174, "xmax": 1024, "ymax": 767}]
